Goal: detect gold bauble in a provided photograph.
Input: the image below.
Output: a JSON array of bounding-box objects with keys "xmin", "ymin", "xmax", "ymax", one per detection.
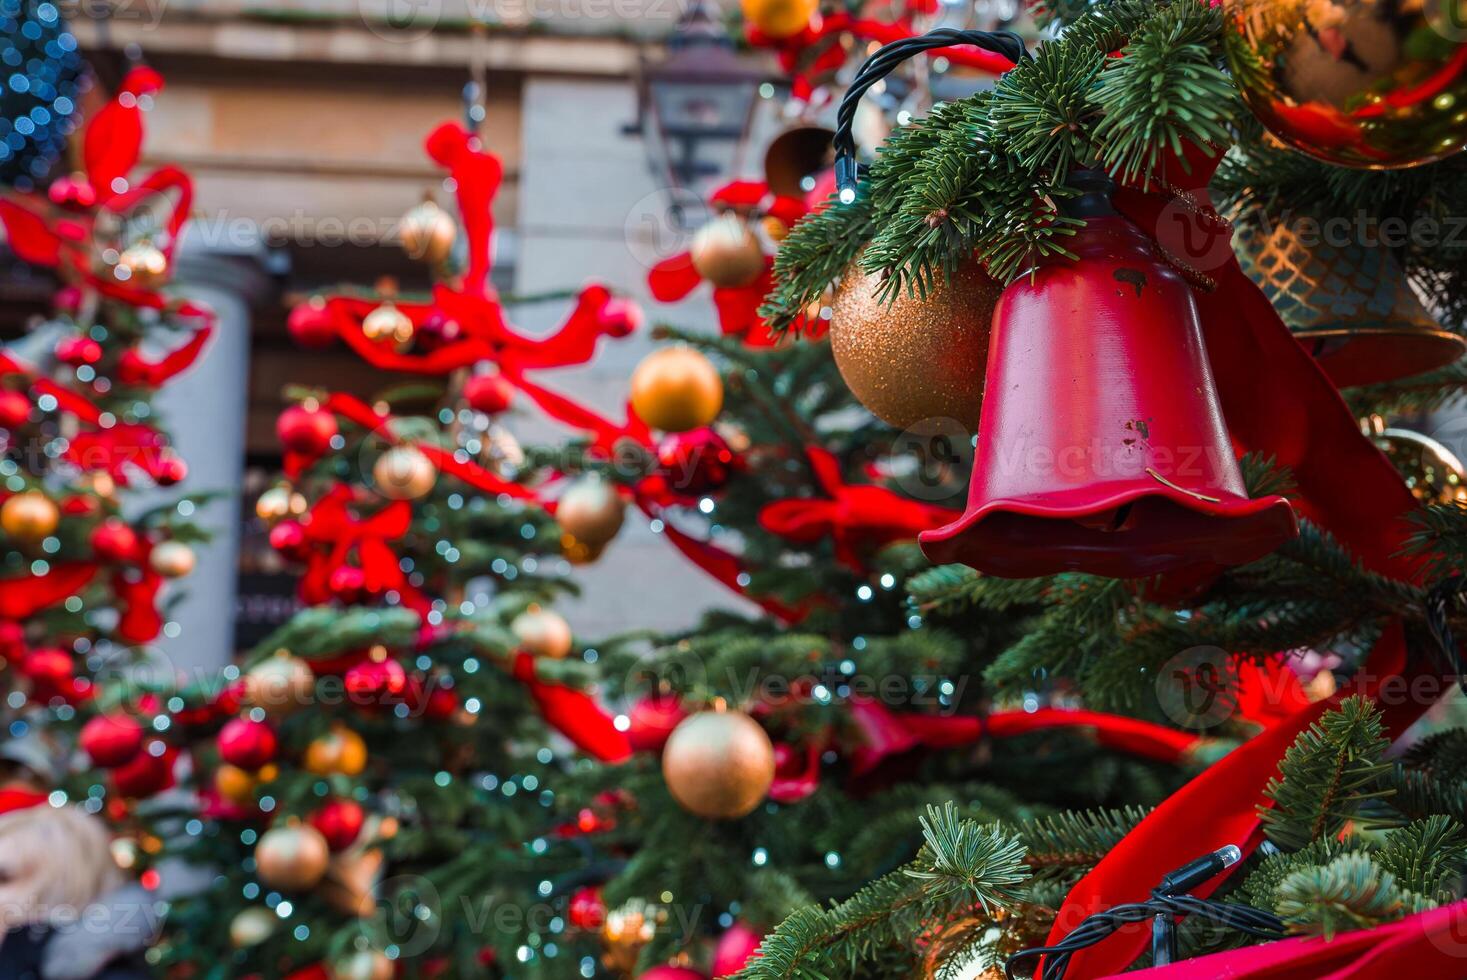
[
  {"xmin": 398, "ymin": 197, "xmax": 457, "ymax": 265},
  {"xmin": 229, "ymin": 907, "xmax": 277, "ymax": 948},
  {"xmin": 1223, "ymin": 0, "xmax": 1467, "ymax": 169},
  {"xmin": 1366, "ymin": 417, "xmax": 1467, "ymax": 505},
  {"xmin": 256, "ymin": 486, "xmax": 306, "ymax": 523},
  {"xmin": 304, "ymin": 725, "xmax": 368, "ymax": 776},
  {"xmin": 331, "ymin": 950, "xmax": 394, "ymax": 980},
  {"xmin": 661, "ymin": 709, "xmax": 775, "ymax": 819},
  {"xmin": 115, "ymin": 242, "xmax": 169, "ymax": 289},
  {"xmin": 254, "ymin": 824, "xmax": 331, "ymax": 891},
  {"xmin": 690, "ymin": 214, "xmax": 765, "ymax": 288},
  {"xmin": 511, "ymin": 606, "xmax": 574, "ymax": 659},
  {"xmin": 321, "ymin": 847, "xmax": 384, "ymax": 917},
  {"xmin": 741, "ymin": 0, "xmax": 818, "ymax": 38},
  {"xmin": 362, "ymin": 301, "xmax": 415, "ymax": 346},
  {"xmin": 763, "ymin": 125, "xmax": 834, "ymax": 198},
  {"xmin": 630, "ymin": 348, "xmax": 724, "ymax": 433},
  {"xmin": 149, "ymin": 540, "xmax": 196, "ymax": 578},
  {"xmin": 557, "ymin": 476, "xmax": 625, "ymax": 554},
  {"xmin": 244, "ymin": 653, "xmax": 315, "ymax": 716},
  {"xmin": 1, "ymin": 491, "xmax": 59, "ymax": 542},
  {"xmin": 373, "ymin": 446, "xmax": 437, "ymax": 500},
  {"xmin": 829, "ymin": 259, "xmax": 1000, "ymax": 431},
  {"xmin": 215, "ymin": 764, "xmax": 258, "ymax": 805},
  {"xmin": 601, "ymin": 901, "xmax": 658, "ymax": 973}
]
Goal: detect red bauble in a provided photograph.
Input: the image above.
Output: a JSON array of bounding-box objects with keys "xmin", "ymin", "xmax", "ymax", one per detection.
[
  {"xmin": 155, "ymin": 456, "xmax": 188, "ymax": 486},
  {"xmin": 276, "ymin": 405, "xmax": 338, "ymax": 457},
  {"xmin": 112, "ymin": 743, "xmax": 175, "ymax": 798},
  {"xmin": 269, "ymin": 520, "xmax": 307, "ymax": 557},
  {"xmin": 0, "ymin": 620, "xmax": 24, "ymax": 659},
  {"xmin": 415, "ymin": 312, "xmax": 462, "ymax": 352},
  {"xmin": 344, "ymin": 657, "xmax": 408, "ymax": 703},
  {"xmin": 599, "ymin": 297, "xmax": 643, "ymax": 338},
  {"xmin": 656, "ymin": 428, "xmax": 737, "ymax": 497},
  {"xmin": 0, "ymin": 390, "xmax": 30, "ymax": 429},
  {"xmin": 20, "ymin": 647, "xmax": 73, "ymax": 689},
  {"xmin": 56, "ymin": 336, "xmax": 102, "ymax": 366},
  {"xmin": 288, "ymin": 299, "xmax": 336, "ymax": 349},
  {"xmin": 567, "ymin": 885, "xmax": 606, "ymax": 930},
  {"xmin": 423, "ymin": 685, "xmax": 460, "ymax": 722},
  {"xmin": 463, "ymin": 374, "xmax": 514, "ymax": 415},
  {"xmin": 217, "ymin": 718, "xmax": 278, "ymax": 770},
  {"xmin": 90, "ymin": 520, "xmax": 140, "ymax": 563},
  {"xmin": 627, "ymin": 695, "xmax": 688, "ymax": 753},
  {"xmin": 309, "ymin": 798, "xmax": 366, "ymax": 852},
  {"xmin": 80, "ymin": 713, "xmax": 145, "ymax": 768},
  {"xmin": 712, "ymin": 923, "xmax": 763, "ymax": 976},
  {"xmin": 639, "ymin": 969, "xmax": 707, "ymax": 980}
]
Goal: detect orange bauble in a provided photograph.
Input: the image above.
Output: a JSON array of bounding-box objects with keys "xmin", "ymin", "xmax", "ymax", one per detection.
[
  {"xmin": 1, "ymin": 491, "xmax": 59, "ymax": 542},
  {"xmin": 661, "ymin": 709, "xmax": 775, "ymax": 819},
  {"xmin": 304, "ymin": 725, "xmax": 368, "ymax": 776},
  {"xmin": 741, "ymin": 0, "xmax": 818, "ymax": 39},
  {"xmin": 630, "ymin": 348, "xmax": 724, "ymax": 433},
  {"xmin": 373, "ymin": 446, "xmax": 437, "ymax": 500},
  {"xmin": 557, "ymin": 476, "xmax": 625, "ymax": 558}
]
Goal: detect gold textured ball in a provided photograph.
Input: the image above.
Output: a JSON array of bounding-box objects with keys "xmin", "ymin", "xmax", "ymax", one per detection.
[
  {"xmin": 690, "ymin": 215, "xmax": 765, "ymax": 288},
  {"xmin": 304, "ymin": 725, "xmax": 368, "ymax": 776},
  {"xmin": 630, "ymin": 348, "xmax": 724, "ymax": 433},
  {"xmin": 321, "ymin": 848, "xmax": 384, "ymax": 917},
  {"xmin": 1, "ymin": 491, "xmax": 59, "ymax": 542},
  {"xmin": 661, "ymin": 709, "xmax": 775, "ymax": 819},
  {"xmin": 229, "ymin": 907, "xmax": 277, "ymax": 948},
  {"xmin": 830, "ymin": 259, "xmax": 1000, "ymax": 431},
  {"xmin": 1223, "ymin": 0, "xmax": 1467, "ymax": 168},
  {"xmin": 255, "ymin": 824, "xmax": 331, "ymax": 891},
  {"xmin": 215, "ymin": 764, "xmax": 259, "ymax": 805},
  {"xmin": 558, "ymin": 476, "xmax": 625, "ymax": 554},
  {"xmin": 512, "ymin": 607, "xmax": 574, "ymax": 659},
  {"xmin": 149, "ymin": 540, "xmax": 196, "ymax": 578},
  {"xmin": 362, "ymin": 301, "xmax": 415, "ymax": 346},
  {"xmin": 741, "ymin": 0, "xmax": 818, "ymax": 38},
  {"xmin": 373, "ymin": 446, "xmax": 437, "ymax": 500},
  {"xmin": 245, "ymin": 653, "xmax": 315, "ymax": 716},
  {"xmin": 1371, "ymin": 422, "xmax": 1467, "ymax": 505},
  {"xmin": 115, "ymin": 242, "xmax": 169, "ymax": 290},
  {"xmin": 398, "ymin": 197, "xmax": 457, "ymax": 265},
  {"xmin": 331, "ymin": 950, "xmax": 394, "ymax": 980}
]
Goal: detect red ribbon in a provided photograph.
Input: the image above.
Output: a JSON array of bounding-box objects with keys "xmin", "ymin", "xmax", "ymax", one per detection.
[
  {"xmin": 1114, "ymin": 899, "xmax": 1467, "ymax": 978},
  {"xmin": 298, "ymin": 484, "xmax": 428, "ymax": 612},
  {"xmin": 424, "ymin": 122, "xmax": 503, "ymax": 294},
  {"xmin": 0, "ymin": 563, "xmax": 98, "ymax": 619},
  {"xmin": 116, "ymin": 326, "xmax": 213, "ymax": 388},
  {"xmin": 758, "ymin": 448, "xmax": 960, "ymax": 570},
  {"xmin": 511, "ymin": 652, "xmax": 632, "ymax": 762}
]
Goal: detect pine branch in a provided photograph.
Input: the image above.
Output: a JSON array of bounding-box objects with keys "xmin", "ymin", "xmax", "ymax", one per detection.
[
  {"xmin": 1260, "ymin": 696, "xmax": 1395, "ymax": 851},
  {"xmin": 1275, "ymin": 853, "xmax": 1434, "ymax": 940},
  {"xmin": 1374, "ymin": 816, "xmax": 1467, "ymax": 900}
]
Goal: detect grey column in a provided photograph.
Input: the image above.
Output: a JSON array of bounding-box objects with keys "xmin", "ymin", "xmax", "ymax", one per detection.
[{"xmin": 144, "ymin": 241, "xmax": 274, "ymax": 675}]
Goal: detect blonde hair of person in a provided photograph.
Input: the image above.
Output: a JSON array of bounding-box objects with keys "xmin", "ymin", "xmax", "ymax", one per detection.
[{"xmin": 0, "ymin": 804, "xmax": 123, "ymax": 930}]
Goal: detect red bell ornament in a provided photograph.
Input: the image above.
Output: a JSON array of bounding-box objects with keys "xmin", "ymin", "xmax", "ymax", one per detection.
[{"xmin": 921, "ymin": 173, "xmax": 1297, "ymax": 578}]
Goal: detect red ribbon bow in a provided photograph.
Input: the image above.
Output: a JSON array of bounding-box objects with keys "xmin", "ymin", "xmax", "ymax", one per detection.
[{"xmin": 298, "ymin": 485, "xmax": 427, "ymax": 612}]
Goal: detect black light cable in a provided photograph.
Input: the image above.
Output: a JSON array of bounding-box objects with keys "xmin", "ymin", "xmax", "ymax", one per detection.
[
  {"xmin": 1004, "ymin": 845, "xmax": 1287, "ymax": 980},
  {"xmin": 831, "ymin": 28, "xmax": 1031, "ymax": 203}
]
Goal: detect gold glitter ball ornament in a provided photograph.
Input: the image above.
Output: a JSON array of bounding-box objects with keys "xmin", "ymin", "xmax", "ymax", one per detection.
[
  {"xmin": 1222, "ymin": 0, "xmax": 1467, "ymax": 169},
  {"xmin": 557, "ymin": 475, "xmax": 626, "ymax": 553},
  {"xmin": 661, "ymin": 709, "xmax": 775, "ymax": 819},
  {"xmin": 254, "ymin": 823, "xmax": 331, "ymax": 891},
  {"xmin": 362, "ymin": 301, "xmax": 415, "ymax": 346},
  {"xmin": 373, "ymin": 445, "xmax": 437, "ymax": 500},
  {"xmin": 398, "ymin": 196, "xmax": 457, "ymax": 265},
  {"xmin": 229, "ymin": 907, "xmax": 277, "ymax": 948},
  {"xmin": 149, "ymin": 540, "xmax": 196, "ymax": 578},
  {"xmin": 690, "ymin": 214, "xmax": 765, "ymax": 288},
  {"xmin": 115, "ymin": 242, "xmax": 169, "ymax": 289},
  {"xmin": 829, "ymin": 259, "xmax": 1001, "ymax": 431},
  {"xmin": 1365, "ymin": 416, "xmax": 1467, "ymax": 505},
  {"xmin": 511, "ymin": 606, "xmax": 574, "ymax": 659}
]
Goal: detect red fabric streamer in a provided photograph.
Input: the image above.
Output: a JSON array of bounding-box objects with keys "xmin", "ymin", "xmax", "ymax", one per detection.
[
  {"xmin": 510, "ymin": 653, "xmax": 632, "ymax": 762},
  {"xmin": 84, "ymin": 66, "xmax": 165, "ymax": 203},
  {"xmin": 1115, "ymin": 899, "xmax": 1467, "ymax": 978},
  {"xmin": 424, "ymin": 122, "xmax": 503, "ymax": 294},
  {"xmin": 0, "ymin": 563, "xmax": 98, "ymax": 619},
  {"xmin": 116, "ymin": 327, "xmax": 213, "ymax": 388},
  {"xmin": 758, "ymin": 448, "xmax": 959, "ymax": 569}
]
